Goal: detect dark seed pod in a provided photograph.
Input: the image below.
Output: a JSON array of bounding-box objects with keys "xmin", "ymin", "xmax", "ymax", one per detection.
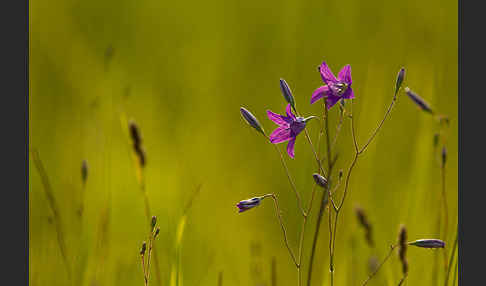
[{"xmin": 140, "ymin": 241, "xmax": 147, "ymax": 255}]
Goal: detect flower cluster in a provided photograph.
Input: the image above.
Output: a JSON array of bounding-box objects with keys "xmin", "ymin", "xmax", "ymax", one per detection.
[{"xmin": 235, "ymin": 60, "xmax": 451, "ymax": 286}]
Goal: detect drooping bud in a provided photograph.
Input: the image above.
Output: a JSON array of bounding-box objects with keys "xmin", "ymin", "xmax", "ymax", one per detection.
[
  {"xmin": 395, "ymin": 68, "xmax": 405, "ymax": 95},
  {"xmin": 312, "ymin": 173, "xmax": 328, "ymax": 189},
  {"xmin": 240, "ymin": 107, "xmax": 265, "ymax": 135},
  {"xmin": 236, "ymin": 196, "xmax": 264, "ymax": 213},
  {"xmin": 404, "ymin": 87, "xmax": 433, "ymax": 114},
  {"xmin": 279, "ymin": 79, "xmax": 295, "ymax": 110},
  {"xmin": 140, "ymin": 241, "xmax": 147, "ymax": 255},
  {"xmin": 408, "ymin": 239, "xmax": 445, "ymax": 249}
]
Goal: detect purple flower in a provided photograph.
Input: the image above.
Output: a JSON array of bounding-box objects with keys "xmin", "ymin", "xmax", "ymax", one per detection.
[
  {"xmin": 267, "ymin": 104, "xmax": 312, "ymax": 159},
  {"xmin": 236, "ymin": 197, "xmax": 263, "ymax": 213},
  {"xmin": 408, "ymin": 239, "xmax": 445, "ymax": 249},
  {"xmin": 311, "ymin": 62, "xmax": 355, "ymax": 109}
]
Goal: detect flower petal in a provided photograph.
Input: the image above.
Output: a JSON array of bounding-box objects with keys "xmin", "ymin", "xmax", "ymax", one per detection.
[
  {"xmin": 310, "ymin": 85, "xmax": 330, "ymax": 104},
  {"xmin": 286, "ymin": 137, "xmax": 296, "ymax": 158},
  {"xmin": 319, "ymin": 62, "xmax": 338, "ymax": 84},
  {"xmin": 267, "ymin": 110, "xmax": 291, "ymax": 126},
  {"xmin": 269, "ymin": 127, "xmax": 292, "ymax": 144},
  {"xmin": 286, "ymin": 104, "xmax": 296, "ymax": 120},
  {"xmin": 337, "ymin": 65, "xmax": 352, "ymax": 84},
  {"xmin": 326, "ymin": 95, "xmax": 341, "ymax": 109},
  {"xmin": 341, "ymin": 87, "xmax": 354, "ymax": 99}
]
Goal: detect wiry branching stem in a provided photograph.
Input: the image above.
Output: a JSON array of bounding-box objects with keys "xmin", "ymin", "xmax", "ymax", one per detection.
[
  {"xmin": 330, "ymin": 89, "xmax": 399, "ymax": 285},
  {"xmin": 262, "ymin": 194, "xmax": 299, "ymax": 268},
  {"xmin": 307, "ymin": 100, "xmax": 334, "ymax": 286}
]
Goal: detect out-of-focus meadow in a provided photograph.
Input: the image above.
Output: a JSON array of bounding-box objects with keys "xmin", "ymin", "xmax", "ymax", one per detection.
[{"xmin": 29, "ymin": 0, "xmax": 457, "ymax": 285}]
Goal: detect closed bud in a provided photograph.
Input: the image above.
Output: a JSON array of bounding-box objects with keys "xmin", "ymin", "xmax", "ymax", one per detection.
[
  {"xmin": 395, "ymin": 68, "xmax": 405, "ymax": 95},
  {"xmin": 240, "ymin": 107, "xmax": 265, "ymax": 135},
  {"xmin": 404, "ymin": 87, "xmax": 433, "ymax": 114},
  {"xmin": 312, "ymin": 173, "xmax": 328, "ymax": 188},
  {"xmin": 236, "ymin": 196, "xmax": 264, "ymax": 213},
  {"xmin": 408, "ymin": 239, "xmax": 445, "ymax": 249},
  {"xmin": 279, "ymin": 79, "xmax": 295, "ymax": 110},
  {"xmin": 154, "ymin": 227, "xmax": 160, "ymax": 238},
  {"xmin": 339, "ymin": 169, "xmax": 343, "ymax": 180}
]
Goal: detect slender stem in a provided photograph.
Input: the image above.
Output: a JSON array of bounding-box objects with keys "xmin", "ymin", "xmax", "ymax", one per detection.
[
  {"xmin": 397, "ymin": 275, "xmax": 408, "ymax": 286},
  {"xmin": 146, "ymin": 234, "xmax": 154, "ymax": 286},
  {"xmin": 361, "ymin": 245, "xmax": 397, "ymax": 286},
  {"xmin": 31, "ymin": 149, "xmax": 72, "ymax": 283},
  {"xmin": 452, "ymin": 254, "xmax": 458, "ymax": 286},
  {"xmin": 268, "ymin": 141, "xmax": 306, "ymax": 216},
  {"xmin": 307, "ymin": 101, "xmax": 334, "ymax": 286},
  {"xmin": 444, "ymin": 229, "xmax": 458, "ymax": 286},
  {"xmin": 264, "ymin": 194, "xmax": 299, "ymax": 267},
  {"xmin": 331, "ymin": 109, "xmax": 345, "ymax": 151},
  {"xmin": 330, "ymin": 89, "xmax": 399, "ymax": 285},
  {"xmin": 271, "ymin": 257, "xmax": 277, "ymax": 286},
  {"xmin": 358, "ymin": 91, "xmax": 399, "ymax": 154},
  {"xmin": 139, "ymin": 175, "xmax": 162, "ymax": 286},
  {"xmin": 441, "ymin": 159, "xmax": 449, "ymax": 269},
  {"xmin": 141, "ymin": 254, "xmax": 148, "ymax": 286},
  {"xmin": 296, "ymin": 104, "xmax": 327, "ymax": 286}
]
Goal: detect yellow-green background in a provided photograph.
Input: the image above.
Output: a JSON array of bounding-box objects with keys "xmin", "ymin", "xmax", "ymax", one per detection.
[{"xmin": 29, "ymin": 0, "xmax": 457, "ymax": 285}]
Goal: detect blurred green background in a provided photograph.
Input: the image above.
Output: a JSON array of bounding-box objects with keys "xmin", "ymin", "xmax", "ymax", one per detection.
[{"xmin": 29, "ymin": 0, "xmax": 457, "ymax": 285}]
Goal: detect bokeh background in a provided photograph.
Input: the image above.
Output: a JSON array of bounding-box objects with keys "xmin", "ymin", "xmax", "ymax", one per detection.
[{"xmin": 29, "ymin": 0, "xmax": 457, "ymax": 285}]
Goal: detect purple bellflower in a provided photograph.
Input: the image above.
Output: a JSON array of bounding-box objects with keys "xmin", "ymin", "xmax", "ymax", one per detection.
[
  {"xmin": 311, "ymin": 62, "xmax": 355, "ymax": 109},
  {"xmin": 267, "ymin": 104, "xmax": 315, "ymax": 159}
]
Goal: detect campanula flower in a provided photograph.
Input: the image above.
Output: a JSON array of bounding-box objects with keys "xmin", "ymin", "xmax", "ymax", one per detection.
[
  {"xmin": 311, "ymin": 62, "xmax": 354, "ymax": 109},
  {"xmin": 267, "ymin": 104, "xmax": 314, "ymax": 158}
]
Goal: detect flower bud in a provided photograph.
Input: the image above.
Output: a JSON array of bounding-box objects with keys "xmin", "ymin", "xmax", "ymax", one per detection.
[
  {"xmin": 395, "ymin": 68, "xmax": 405, "ymax": 95},
  {"xmin": 240, "ymin": 107, "xmax": 265, "ymax": 135},
  {"xmin": 236, "ymin": 196, "xmax": 263, "ymax": 213},
  {"xmin": 154, "ymin": 227, "xmax": 160, "ymax": 238},
  {"xmin": 404, "ymin": 87, "xmax": 433, "ymax": 114},
  {"xmin": 312, "ymin": 173, "xmax": 328, "ymax": 188},
  {"xmin": 279, "ymin": 79, "xmax": 295, "ymax": 110},
  {"xmin": 408, "ymin": 239, "xmax": 445, "ymax": 249}
]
